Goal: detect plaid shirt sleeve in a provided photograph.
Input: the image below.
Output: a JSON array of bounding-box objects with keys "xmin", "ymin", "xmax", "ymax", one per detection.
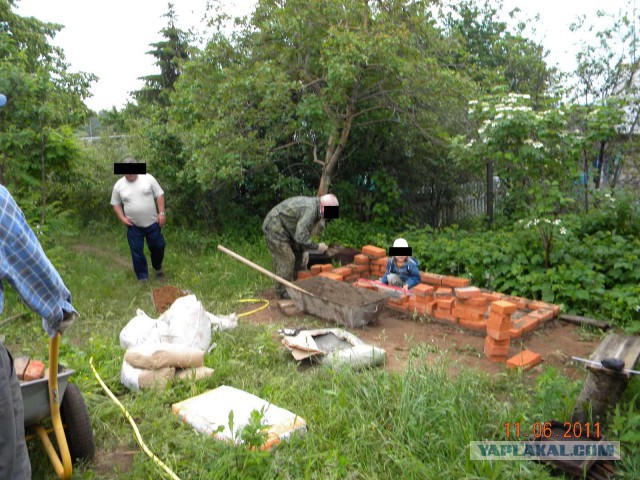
[{"xmin": 0, "ymin": 186, "xmax": 77, "ymax": 338}]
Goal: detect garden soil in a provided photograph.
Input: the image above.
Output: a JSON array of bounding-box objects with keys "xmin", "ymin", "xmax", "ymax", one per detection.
[
  {"xmin": 241, "ymin": 287, "xmax": 603, "ymax": 380},
  {"xmin": 152, "ymin": 285, "xmax": 188, "ymax": 314}
]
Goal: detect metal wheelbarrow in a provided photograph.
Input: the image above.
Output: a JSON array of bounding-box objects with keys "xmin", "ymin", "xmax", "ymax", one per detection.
[{"xmin": 21, "ymin": 333, "xmax": 94, "ymax": 479}]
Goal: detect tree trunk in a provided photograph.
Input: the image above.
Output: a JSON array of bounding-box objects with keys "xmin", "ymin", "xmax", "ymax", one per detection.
[
  {"xmin": 40, "ymin": 132, "xmax": 48, "ymax": 225},
  {"xmin": 594, "ymin": 140, "xmax": 606, "ymax": 190},
  {"xmin": 317, "ymin": 100, "xmax": 356, "ymax": 196},
  {"xmin": 486, "ymin": 160, "xmax": 494, "ymax": 228},
  {"xmin": 582, "ymin": 149, "xmax": 589, "ymax": 213}
]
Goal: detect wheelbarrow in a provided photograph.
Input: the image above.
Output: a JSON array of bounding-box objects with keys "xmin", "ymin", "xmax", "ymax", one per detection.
[
  {"xmin": 218, "ymin": 245, "xmax": 388, "ymax": 327},
  {"xmin": 21, "ymin": 333, "xmax": 94, "ymax": 479}
]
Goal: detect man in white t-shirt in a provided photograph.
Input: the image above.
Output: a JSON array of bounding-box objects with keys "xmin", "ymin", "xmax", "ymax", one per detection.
[{"xmin": 110, "ymin": 160, "xmax": 166, "ymax": 282}]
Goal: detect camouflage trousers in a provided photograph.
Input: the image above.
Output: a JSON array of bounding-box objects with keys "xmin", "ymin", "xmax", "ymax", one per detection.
[{"xmin": 264, "ymin": 234, "xmax": 307, "ymax": 297}]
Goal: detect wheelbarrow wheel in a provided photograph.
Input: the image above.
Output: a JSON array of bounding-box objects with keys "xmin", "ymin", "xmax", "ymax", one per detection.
[{"xmin": 60, "ymin": 382, "xmax": 95, "ymax": 462}]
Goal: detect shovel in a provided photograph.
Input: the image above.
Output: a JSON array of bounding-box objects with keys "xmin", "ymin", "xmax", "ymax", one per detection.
[{"xmin": 217, "ymin": 245, "xmax": 317, "ymax": 298}]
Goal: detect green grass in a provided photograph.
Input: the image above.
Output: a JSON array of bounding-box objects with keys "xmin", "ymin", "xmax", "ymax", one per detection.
[{"xmin": 3, "ymin": 227, "xmax": 638, "ymax": 479}]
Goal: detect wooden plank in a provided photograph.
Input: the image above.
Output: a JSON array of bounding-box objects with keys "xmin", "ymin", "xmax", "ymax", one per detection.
[{"xmin": 559, "ymin": 314, "xmax": 611, "ymax": 330}]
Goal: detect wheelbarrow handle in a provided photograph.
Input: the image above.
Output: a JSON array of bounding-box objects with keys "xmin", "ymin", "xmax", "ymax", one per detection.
[{"xmin": 35, "ymin": 333, "xmax": 72, "ymax": 479}]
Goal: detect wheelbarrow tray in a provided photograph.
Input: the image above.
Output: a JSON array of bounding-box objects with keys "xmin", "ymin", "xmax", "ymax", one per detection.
[
  {"xmin": 21, "ymin": 365, "xmax": 74, "ymax": 426},
  {"xmin": 286, "ymin": 276, "xmax": 388, "ymax": 328}
]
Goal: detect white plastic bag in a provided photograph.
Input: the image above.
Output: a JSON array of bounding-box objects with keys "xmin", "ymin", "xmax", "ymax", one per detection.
[
  {"xmin": 119, "ymin": 309, "xmax": 168, "ymax": 349},
  {"xmin": 159, "ymin": 295, "xmax": 212, "ymax": 351},
  {"xmin": 206, "ymin": 312, "xmax": 238, "ymax": 331}
]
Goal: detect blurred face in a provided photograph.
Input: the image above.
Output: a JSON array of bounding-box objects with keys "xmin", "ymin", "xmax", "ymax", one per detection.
[
  {"xmin": 396, "ymin": 256, "xmax": 408, "ymax": 263},
  {"xmin": 124, "ymin": 174, "xmax": 138, "ymax": 182}
]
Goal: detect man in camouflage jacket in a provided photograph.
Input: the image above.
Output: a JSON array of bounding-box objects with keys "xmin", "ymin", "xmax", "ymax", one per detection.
[{"xmin": 262, "ymin": 194, "xmax": 338, "ymax": 298}]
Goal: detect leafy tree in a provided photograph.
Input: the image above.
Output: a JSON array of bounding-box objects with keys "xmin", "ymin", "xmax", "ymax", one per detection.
[
  {"xmin": 171, "ymin": 0, "xmax": 473, "ymax": 200},
  {"xmin": 0, "ymin": 0, "xmax": 95, "ymax": 223},
  {"xmin": 569, "ymin": 8, "xmax": 640, "ymax": 197}
]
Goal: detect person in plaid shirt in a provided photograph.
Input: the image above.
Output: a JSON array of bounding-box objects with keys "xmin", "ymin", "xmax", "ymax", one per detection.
[{"xmin": 0, "ymin": 184, "xmax": 77, "ymax": 479}]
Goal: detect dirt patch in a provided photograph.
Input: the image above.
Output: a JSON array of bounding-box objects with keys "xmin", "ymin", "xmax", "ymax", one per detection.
[
  {"xmin": 294, "ymin": 276, "xmax": 387, "ymax": 307},
  {"xmin": 152, "ymin": 285, "xmax": 188, "ymax": 314},
  {"xmin": 241, "ymin": 288, "xmax": 602, "ymax": 380},
  {"xmin": 93, "ymin": 446, "xmax": 135, "ymax": 476},
  {"xmin": 71, "ymin": 243, "xmax": 131, "ymax": 269}
]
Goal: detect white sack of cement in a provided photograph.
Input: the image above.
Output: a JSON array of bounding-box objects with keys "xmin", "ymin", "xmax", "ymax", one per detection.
[
  {"xmin": 125, "ymin": 343, "xmax": 205, "ymax": 370},
  {"xmin": 119, "ymin": 309, "xmax": 169, "ymax": 349},
  {"xmin": 120, "ymin": 360, "xmax": 175, "ymax": 391}
]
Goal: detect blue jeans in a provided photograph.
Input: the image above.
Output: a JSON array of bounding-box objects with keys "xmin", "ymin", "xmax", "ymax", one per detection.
[{"xmin": 126, "ymin": 222, "xmax": 165, "ymax": 280}]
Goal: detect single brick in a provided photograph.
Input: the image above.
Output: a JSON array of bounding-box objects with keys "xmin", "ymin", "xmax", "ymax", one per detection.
[
  {"xmin": 507, "ymin": 350, "xmax": 542, "ymax": 370},
  {"xmin": 484, "ymin": 337, "xmax": 510, "ymax": 357},
  {"xmin": 529, "ymin": 308, "xmax": 554, "ymax": 323},
  {"xmin": 437, "ymin": 297, "xmax": 455, "ymax": 309},
  {"xmin": 321, "ymin": 264, "xmax": 333, "ymax": 272},
  {"xmin": 486, "ymin": 354, "xmax": 508, "ymax": 363},
  {"xmin": 486, "ymin": 326, "xmax": 512, "ymax": 341},
  {"xmin": 310, "ymin": 264, "xmax": 323, "ymax": 274},
  {"xmin": 441, "ymin": 276, "xmax": 471, "ymax": 288},
  {"xmin": 354, "ymin": 281, "xmax": 377, "ymax": 291},
  {"xmin": 361, "ymin": 245, "xmax": 386, "ymax": 258},
  {"xmin": 491, "ymin": 300, "xmax": 518, "ymax": 315},
  {"xmin": 23, "ymin": 360, "xmax": 46, "ymax": 381},
  {"xmin": 483, "ymin": 293, "xmax": 505, "ymax": 302},
  {"xmin": 486, "ymin": 314, "xmax": 513, "ymax": 330},
  {"xmin": 502, "ymin": 296, "xmax": 528, "ymax": 310},
  {"xmin": 351, "ymin": 264, "xmax": 369, "ymax": 274},
  {"xmin": 14, "ymin": 356, "xmax": 30, "ymax": 380},
  {"xmin": 509, "ymin": 316, "xmax": 539, "ymax": 337},
  {"xmin": 332, "ymin": 267, "xmax": 353, "ymax": 278},
  {"xmin": 412, "ymin": 284, "xmax": 435, "ymax": 298},
  {"xmin": 459, "ymin": 318, "xmax": 488, "ymax": 331},
  {"xmin": 297, "ymin": 271, "xmax": 314, "ymax": 280},
  {"xmin": 353, "ymin": 254, "xmax": 370, "ymax": 265},
  {"xmin": 371, "ymin": 257, "xmax": 389, "ymax": 267},
  {"xmin": 420, "ymin": 272, "xmax": 443, "ymax": 285},
  {"xmin": 467, "ymin": 296, "xmax": 490, "ymax": 308},
  {"xmin": 318, "ymin": 272, "xmax": 343, "ymax": 282},
  {"xmin": 435, "ymin": 287, "xmax": 453, "ymax": 297},
  {"xmin": 454, "ymin": 286, "xmax": 481, "ymax": 299}
]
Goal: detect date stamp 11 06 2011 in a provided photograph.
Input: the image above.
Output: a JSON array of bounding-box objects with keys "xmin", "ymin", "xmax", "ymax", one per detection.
[{"xmin": 504, "ymin": 421, "xmax": 601, "ymax": 440}]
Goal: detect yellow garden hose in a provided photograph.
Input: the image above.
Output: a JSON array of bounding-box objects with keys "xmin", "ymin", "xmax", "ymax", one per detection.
[
  {"xmin": 236, "ymin": 298, "xmax": 270, "ymax": 317},
  {"xmin": 89, "ymin": 357, "xmax": 181, "ymax": 480}
]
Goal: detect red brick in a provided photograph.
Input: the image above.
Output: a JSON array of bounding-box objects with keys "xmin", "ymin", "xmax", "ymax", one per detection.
[
  {"xmin": 344, "ymin": 274, "xmax": 360, "ymax": 283},
  {"xmin": 14, "ymin": 356, "xmax": 30, "ymax": 380},
  {"xmin": 486, "ymin": 326, "xmax": 512, "ymax": 341},
  {"xmin": 502, "ymin": 296, "xmax": 528, "ymax": 310},
  {"xmin": 459, "ymin": 318, "xmax": 488, "ymax": 331},
  {"xmin": 435, "ymin": 287, "xmax": 453, "ymax": 297},
  {"xmin": 466, "ymin": 296, "xmax": 490, "ymax": 308},
  {"xmin": 454, "ymin": 286, "xmax": 481, "ymax": 299},
  {"xmin": 23, "ymin": 360, "xmax": 45, "ymax": 381},
  {"xmin": 441, "ymin": 276, "xmax": 471, "ymax": 288},
  {"xmin": 371, "ymin": 257, "xmax": 389, "ymax": 267},
  {"xmin": 362, "ymin": 245, "xmax": 386, "ymax": 258},
  {"xmin": 321, "ymin": 264, "xmax": 333, "ymax": 272},
  {"xmin": 436, "ymin": 297, "xmax": 455, "ymax": 309},
  {"xmin": 507, "ymin": 350, "xmax": 542, "ymax": 370},
  {"xmin": 510, "ymin": 316, "xmax": 539, "ymax": 337},
  {"xmin": 351, "ymin": 264, "xmax": 369, "ymax": 274},
  {"xmin": 486, "ymin": 354, "xmax": 508, "ymax": 363},
  {"xmin": 487, "ymin": 313, "xmax": 513, "ymax": 329},
  {"xmin": 354, "ymin": 254, "xmax": 370, "ymax": 265},
  {"xmin": 434, "ymin": 309, "xmax": 457, "ymax": 323},
  {"xmin": 310, "ymin": 264, "xmax": 323, "ymax": 274},
  {"xmin": 354, "ymin": 281, "xmax": 377, "ymax": 291},
  {"xmin": 529, "ymin": 308, "xmax": 554, "ymax": 323},
  {"xmin": 491, "ymin": 300, "xmax": 517, "ymax": 315},
  {"xmin": 412, "ymin": 284, "xmax": 435, "ymax": 298},
  {"xmin": 332, "ymin": 267, "xmax": 353, "ymax": 278},
  {"xmin": 318, "ymin": 272, "xmax": 343, "ymax": 282},
  {"xmin": 483, "ymin": 293, "xmax": 505, "ymax": 302},
  {"xmin": 420, "ymin": 272, "xmax": 443, "ymax": 285},
  {"xmin": 297, "ymin": 271, "xmax": 314, "ymax": 280},
  {"xmin": 485, "ymin": 337, "xmax": 510, "ymax": 357}
]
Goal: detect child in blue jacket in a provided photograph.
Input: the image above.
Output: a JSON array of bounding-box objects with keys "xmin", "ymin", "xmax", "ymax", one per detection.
[{"xmin": 380, "ymin": 238, "xmax": 421, "ymax": 291}]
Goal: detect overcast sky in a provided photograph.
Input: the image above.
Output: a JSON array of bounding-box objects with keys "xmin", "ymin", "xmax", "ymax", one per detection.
[{"xmin": 15, "ymin": 0, "xmax": 635, "ymax": 112}]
